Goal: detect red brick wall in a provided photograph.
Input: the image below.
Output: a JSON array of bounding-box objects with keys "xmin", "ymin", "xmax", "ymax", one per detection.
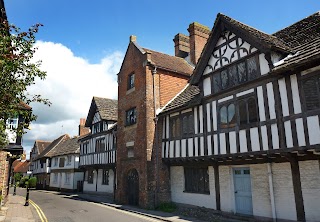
[
  {"xmin": 0, "ymin": 151, "xmax": 9, "ymax": 201},
  {"xmin": 159, "ymin": 72, "xmax": 189, "ymax": 107}
]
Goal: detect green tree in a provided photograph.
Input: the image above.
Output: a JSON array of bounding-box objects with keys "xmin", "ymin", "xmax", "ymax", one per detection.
[
  {"xmin": 0, "ymin": 19, "xmax": 50, "ymax": 147},
  {"xmin": 13, "ymin": 172, "xmax": 22, "ymax": 184},
  {"xmin": 28, "ymin": 177, "xmax": 37, "ymax": 188}
]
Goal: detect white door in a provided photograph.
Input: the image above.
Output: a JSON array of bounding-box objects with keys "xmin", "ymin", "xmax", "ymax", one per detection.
[{"xmin": 233, "ymin": 168, "xmax": 253, "ymax": 215}]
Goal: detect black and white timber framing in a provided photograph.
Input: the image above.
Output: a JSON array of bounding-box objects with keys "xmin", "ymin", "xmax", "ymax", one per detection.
[{"xmin": 159, "ymin": 12, "xmax": 320, "ymax": 222}]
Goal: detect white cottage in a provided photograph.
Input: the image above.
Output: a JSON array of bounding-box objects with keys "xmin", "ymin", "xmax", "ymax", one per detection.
[{"xmin": 159, "ymin": 12, "xmax": 320, "ymax": 222}]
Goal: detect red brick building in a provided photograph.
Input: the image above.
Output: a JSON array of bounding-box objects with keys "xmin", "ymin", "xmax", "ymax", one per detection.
[{"xmin": 115, "ymin": 23, "xmax": 210, "ymax": 208}]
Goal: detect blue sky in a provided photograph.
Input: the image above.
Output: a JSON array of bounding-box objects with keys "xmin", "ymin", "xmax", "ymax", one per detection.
[
  {"xmin": 4, "ymin": 0, "xmax": 320, "ymax": 156},
  {"xmin": 6, "ymin": 0, "xmax": 320, "ymax": 63}
]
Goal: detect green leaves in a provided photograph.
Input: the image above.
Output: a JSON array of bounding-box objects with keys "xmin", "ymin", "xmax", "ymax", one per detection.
[{"xmin": 0, "ymin": 20, "xmax": 50, "ymax": 147}]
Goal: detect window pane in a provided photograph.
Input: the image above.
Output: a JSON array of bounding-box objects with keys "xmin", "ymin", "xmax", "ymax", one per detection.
[
  {"xmin": 188, "ymin": 115, "xmax": 194, "ymax": 134},
  {"xmin": 176, "ymin": 118, "xmax": 181, "ymax": 137},
  {"xmin": 303, "ymin": 79, "xmax": 320, "ymax": 111},
  {"xmin": 248, "ymin": 98, "xmax": 258, "ymax": 123},
  {"xmin": 228, "ymin": 65, "xmax": 238, "ymax": 87},
  {"xmin": 213, "ymin": 73, "xmax": 221, "ymax": 93},
  {"xmin": 182, "ymin": 116, "xmax": 188, "ymax": 135},
  {"xmin": 239, "ymin": 100, "xmax": 247, "ymax": 125},
  {"xmin": 221, "ymin": 70, "xmax": 229, "ymax": 89},
  {"xmin": 247, "ymin": 57, "xmax": 259, "ymax": 80},
  {"xmin": 238, "ymin": 62, "xmax": 247, "ymax": 83},
  {"xmin": 228, "ymin": 104, "xmax": 236, "ymax": 127},
  {"xmin": 220, "ymin": 106, "xmax": 228, "ymax": 128}
]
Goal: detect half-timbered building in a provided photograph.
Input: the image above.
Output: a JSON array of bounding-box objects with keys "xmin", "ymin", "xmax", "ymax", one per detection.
[
  {"xmin": 29, "ymin": 140, "xmax": 51, "ymax": 173},
  {"xmin": 158, "ymin": 12, "xmax": 320, "ymax": 221},
  {"xmin": 79, "ymin": 97, "xmax": 117, "ymax": 196}
]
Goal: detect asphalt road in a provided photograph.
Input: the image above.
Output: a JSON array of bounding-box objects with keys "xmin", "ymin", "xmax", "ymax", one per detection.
[{"xmin": 13, "ymin": 187, "xmax": 162, "ymax": 222}]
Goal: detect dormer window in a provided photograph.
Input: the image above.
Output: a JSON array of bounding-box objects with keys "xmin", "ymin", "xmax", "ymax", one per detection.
[{"xmin": 127, "ymin": 72, "xmax": 135, "ymax": 90}]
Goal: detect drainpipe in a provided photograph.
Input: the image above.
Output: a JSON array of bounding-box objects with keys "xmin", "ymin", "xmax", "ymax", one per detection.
[
  {"xmin": 267, "ymin": 162, "xmax": 277, "ymax": 221},
  {"xmin": 151, "ymin": 66, "xmax": 159, "ymax": 208}
]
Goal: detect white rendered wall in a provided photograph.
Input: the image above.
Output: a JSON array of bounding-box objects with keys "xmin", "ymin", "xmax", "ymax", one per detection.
[
  {"xmin": 170, "ymin": 166, "xmax": 216, "ymax": 209},
  {"xmin": 96, "ymin": 169, "xmax": 114, "ymax": 194},
  {"xmin": 299, "ymin": 160, "xmax": 320, "ymax": 222}
]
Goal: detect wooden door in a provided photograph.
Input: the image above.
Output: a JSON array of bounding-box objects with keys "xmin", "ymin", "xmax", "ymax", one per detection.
[
  {"xmin": 233, "ymin": 168, "xmax": 253, "ymax": 215},
  {"xmin": 127, "ymin": 169, "xmax": 139, "ymax": 206}
]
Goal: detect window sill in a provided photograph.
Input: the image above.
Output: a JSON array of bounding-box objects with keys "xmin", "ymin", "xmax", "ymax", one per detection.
[
  {"xmin": 183, "ymin": 191, "xmax": 210, "ymax": 195},
  {"xmin": 126, "ymin": 87, "xmax": 135, "ymax": 95}
]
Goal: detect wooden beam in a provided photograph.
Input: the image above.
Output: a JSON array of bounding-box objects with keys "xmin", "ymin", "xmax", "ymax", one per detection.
[
  {"xmin": 213, "ymin": 164, "xmax": 221, "ymax": 211},
  {"xmin": 290, "ymin": 158, "xmax": 305, "ymax": 222}
]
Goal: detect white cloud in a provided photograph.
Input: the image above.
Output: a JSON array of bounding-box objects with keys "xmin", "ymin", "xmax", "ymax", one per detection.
[{"xmin": 23, "ymin": 41, "xmax": 123, "ymax": 157}]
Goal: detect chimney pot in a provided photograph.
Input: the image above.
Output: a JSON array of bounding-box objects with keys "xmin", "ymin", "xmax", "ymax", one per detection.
[{"xmin": 130, "ymin": 35, "xmax": 137, "ymax": 42}]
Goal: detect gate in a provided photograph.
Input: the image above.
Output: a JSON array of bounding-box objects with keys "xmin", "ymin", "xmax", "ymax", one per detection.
[
  {"xmin": 127, "ymin": 169, "xmax": 139, "ymax": 206},
  {"xmin": 233, "ymin": 168, "xmax": 253, "ymax": 215}
]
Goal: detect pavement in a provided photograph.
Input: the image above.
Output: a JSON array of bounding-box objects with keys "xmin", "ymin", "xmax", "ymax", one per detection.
[
  {"xmin": 0, "ymin": 190, "xmax": 247, "ymax": 222},
  {"xmin": 0, "ymin": 194, "xmax": 35, "ymax": 222}
]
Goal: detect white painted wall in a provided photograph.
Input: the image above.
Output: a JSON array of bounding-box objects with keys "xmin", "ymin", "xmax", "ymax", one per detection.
[
  {"xmin": 83, "ymin": 169, "xmax": 114, "ymax": 194},
  {"xmin": 299, "ymin": 160, "xmax": 320, "ymax": 222},
  {"xmin": 170, "ymin": 166, "xmax": 216, "ymax": 209}
]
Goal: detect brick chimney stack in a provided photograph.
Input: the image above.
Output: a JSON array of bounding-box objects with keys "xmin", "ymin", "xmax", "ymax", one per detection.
[
  {"xmin": 173, "ymin": 33, "xmax": 190, "ymax": 59},
  {"xmin": 188, "ymin": 22, "xmax": 210, "ymax": 65},
  {"xmin": 79, "ymin": 118, "xmax": 90, "ymax": 136}
]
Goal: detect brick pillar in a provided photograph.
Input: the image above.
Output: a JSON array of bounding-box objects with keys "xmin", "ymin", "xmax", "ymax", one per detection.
[{"xmin": 188, "ymin": 22, "xmax": 210, "ymax": 65}]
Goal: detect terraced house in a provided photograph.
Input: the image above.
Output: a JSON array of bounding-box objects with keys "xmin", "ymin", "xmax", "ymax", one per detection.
[{"xmin": 158, "ymin": 12, "xmax": 320, "ymax": 222}]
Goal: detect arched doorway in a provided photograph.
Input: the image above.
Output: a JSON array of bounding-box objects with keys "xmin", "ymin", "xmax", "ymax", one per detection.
[{"xmin": 127, "ymin": 169, "xmax": 139, "ymax": 205}]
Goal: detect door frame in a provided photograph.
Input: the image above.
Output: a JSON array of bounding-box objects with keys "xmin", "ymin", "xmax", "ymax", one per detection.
[{"xmin": 231, "ymin": 166, "xmax": 253, "ymax": 215}]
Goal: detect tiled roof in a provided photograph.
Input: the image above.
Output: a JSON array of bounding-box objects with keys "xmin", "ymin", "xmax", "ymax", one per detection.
[
  {"xmin": 273, "ymin": 12, "xmax": 320, "ymax": 48},
  {"xmin": 160, "ymin": 84, "xmax": 201, "ymax": 114},
  {"xmin": 13, "ymin": 161, "xmax": 30, "ymax": 173},
  {"xmin": 219, "ymin": 14, "xmax": 292, "ymax": 53},
  {"xmin": 93, "ymin": 97, "xmax": 118, "ymax": 121},
  {"xmin": 271, "ymin": 12, "xmax": 320, "ymax": 73},
  {"xmin": 36, "ymin": 140, "xmax": 51, "ymax": 154},
  {"xmin": 47, "ymin": 137, "xmax": 80, "ymax": 157},
  {"xmin": 143, "ymin": 48, "xmax": 194, "ymax": 76},
  {"xmin": 36, "ymin": 134, "xmax": 69, "ymax": 159},
  {"xmin": 18, "ymin": 101, "xmax": 32, "ymax": 110}
]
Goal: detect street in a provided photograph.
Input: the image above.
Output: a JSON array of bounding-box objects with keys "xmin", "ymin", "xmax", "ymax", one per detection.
[{"xmin": 13, "ymin": 188, "xmax": 162, "ymax": 222}]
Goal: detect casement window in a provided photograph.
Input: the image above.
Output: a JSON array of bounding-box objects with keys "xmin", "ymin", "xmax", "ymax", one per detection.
[
  {"xmin": 102, "ymin": 169, "xmax": 109, "ymax": 185},
  {"xmin": 170, "ymin": 116, "xmax": 181, "ymax": 139},
  {"xmin": 212, "ymin": 55, "xmax": 260, "ymax": 93},
  {"xmin": 65, "ymin": 173, "xmax": 70, "ymax": 185},
  {"xmin": 184, "ymin": 167, "xmax": 210, "ymax": 194},
  {"xmin": 302, "ymin": 75, "xmax": 320, "ymax": 111},
  {"xmin": 6, "ymin": 117, "xmax": 18, "ymax": 130},
  {"xmin": 54, "ymin": 158, "xmax": 58, "ymax": 167},
  {"xmin": 59, "ymin": 157, "xmax": 65, "ymax": 167},
  {"xmin": 95, "ymin": 138, "xmax": 105, "ymax": 153},
  {"xmin": 219, "ymin": 103, "xmax": 236, "ymax": 128},
  {"xmin": 126, "ymin": 108, "xmax": 137, "ymax": 126},
  {"xmin": 66, "ymin": 156, "xmax": 72, "ymax": 165},
  {"xmin": 182, "ymin": 112, "xmax": 194, "ymax": 137},
  {"xmin": 238, "ymin": 97, "xmax": 258, "ymax": 125},
  {"xmin": 87, "ymin": 169, "xmax": 94, "ymax": 184},
  {"xmin": 127, "ymin": 72, "xmax": 135, "ymax": 90}
]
